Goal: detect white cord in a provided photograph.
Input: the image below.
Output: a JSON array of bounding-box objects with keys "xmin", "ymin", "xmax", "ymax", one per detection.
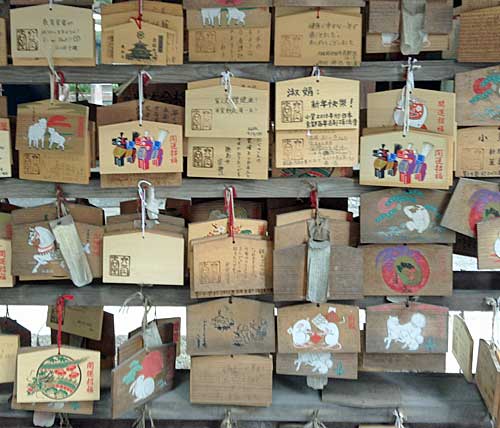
[{"xmin": 221, "ymin": 70, "xmax": 237, "ymax": 111}]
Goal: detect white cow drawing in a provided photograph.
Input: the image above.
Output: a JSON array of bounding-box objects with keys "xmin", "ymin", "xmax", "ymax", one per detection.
[
  {"xmin": 294, "ymin": 353, "xmax": 333, "ymax": 375},
  {"xmin": 403, "ymin": 204, "xmax": 431, "ymax": 234},
  {"xmin": 201, "ymin": 8, "xmax": 222, "ymax": 26},
  {"xmin": 384, "ymin": 313, "xmax": 426, "ymax": 351},
  {"xmin": 28, "ymin": 118, "xmax": 48, "ymax": 149},
  {"xmin": 48, "ymin": 127, "xmax": 66, "ymax": 150},
  {"xmin": 227, "ymin": 7, "xmax": 246, "ymax": 25}
]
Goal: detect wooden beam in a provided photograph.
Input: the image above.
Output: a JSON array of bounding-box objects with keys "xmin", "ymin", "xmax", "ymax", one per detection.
[
  {"xmin": 0, "ymin": 177, "xmax": 381, "ymax": 199},
  {"xmin": 0, "ymin": 61, "xmax": 495, "ymax": 84}
]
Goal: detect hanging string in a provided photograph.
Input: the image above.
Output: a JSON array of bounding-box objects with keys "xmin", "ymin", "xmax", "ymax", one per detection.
[
  {"xmin": 401, "ymin": 58, "xmax": 421, "ymax": 137},
  {"xmin": 137, "ymin": 70, "xmax": 152, "ymax": 126},
  {"xmin": 120, "ymin": 290, "xmax": 153, "ymax": 345},
  {"xmin": 132, "ymin": 0, "xmax": 144, "ymax": 29},
  {"xmin": 311, "ymin": 66, "xmax": 321, "ymax": 82},
  {"xmin": 220, "ymin": 70, "xmax": 237, "ymax": 111},
  {"xmin": 137, "ymin": 180, "xmax": 151, "ymax": 238},
  {"xmin": 393, "ymin": 409, "xmax": 406, "ymax": 428},
  {"xmin": 58, "ymin": 413, "xmax": 72, "ymax": 428},
  {"xmin": 55, "ymin": 184, "xmax": 68, "ymax": 219},
  {"xmin": 308, "ymin": 182, "xmax": 319, "ymax": 221},
  {"xmin": 304, "ymin": 410, "xmax": 327, "ymax": 428},
  {"xmin": 316, "ymin": 7, "xmax": 320, "ymax": 19},
  {"xmin": 56, "ymin": 295, "xmax": 74, "ymax": 355},
  {"xmin": 4, "ymin": 305, "xmax": 9, "ymax": 319},
  {"xmin": 133, "ymin": 403, "xmax": 155, "ymax": 428},
  {"xmin": 220, "ymin": 409, "xmax": 237, "ymax": 428},
  {"xmin": 49, "ymin": 0, "xmax": 53, "ymax": 10},
  {"xmin": 224, "ymin": 186, "xmax": 237, "ymax": 243},
  {"xmin": 486, "ymin": 297, "xmax": 500, "ymax": 349}
]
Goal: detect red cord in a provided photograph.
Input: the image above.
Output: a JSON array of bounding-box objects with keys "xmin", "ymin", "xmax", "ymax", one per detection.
[
  {"xmin": 224, "ymin": 186, "xmax": 237, "ymax": 242},
  {"xmin": 132, "ymin": 0, "xmax": 144, "ymax": 29},
  {"xmin": 310, "ymin": 188, "xmax": 318, "ymax": 210},
  {"xmin": 53, "ymin": 71, "xmax": 65, "ymax": 100},
  {"xmin": 316, "ymin": 7, "xmax": 320, "ymax": 19},
  {"xmin": 56, "ymin": 295, "xmax": 74, "ymax": 354}
]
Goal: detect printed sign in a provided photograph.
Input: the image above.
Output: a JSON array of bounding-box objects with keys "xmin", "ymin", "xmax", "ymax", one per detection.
[
  {"xmin": 456, "ymin": 127, "xmax": 500, "ymax": 177},
  {"xmin": 441, "ymin": 178, "xmax": 500, "ymax": 238},
  {"xmin": 185, "ymin": 85, "xmax": 269, "ymax": 139},
  {"xmin": 111, "ymin": 344, "xmax": 175, "ymax": 418},
  {"xmin": 277, "ymin": 303, "xmax": 360, "ymax": 354},
  {"xmin": 98, "ymin": 120, "xmax": 183, "ymax": 175},
  {"xmin": 275, "ymin": 76, "xmax": 359, "ymax": 131},
  {"xmin": 276, "ymin": 352, "xmax": 357, "ymax": 379},
  {"xmin": 187, "ymin": 298, "xmax": 275, "ymax": 355},
  {"xmin": 10, "ymin": 4, "xmax": 95, "ymax": 65},
  {"xmin": 456, "ymin": 65, "xmax": 500, "ymax": 126},
  {"xmin": 191, "ymin": 235, "xmax": 272, "ymax": 298},
  {"xmin": 360, "ymin": 188, "xmax": 456, "ymax": 244},
  {"xmin": 360, "ymin": 130, "xmax": 453, "ymax": 190},
  {"xmin": 365, "ymin": 303, "xmax": 449, "ymax": 354},
  {"xmin": 16, "ymin": 346, "xmax": 100, "ymax": 403},
  {"xmin": 367, "ymin": 88, "xmax": 456, "ymax": 137},
  {"xmin": 275, "ymin": 9, "xmax": 361, "ymax": 66},
  {"xmin": 190, "ymin": 355, "xmax": 273, "ymax": 407},
  {"xmin": 363, "ymin": 244, "xmax": 452, "ymax": 296}
]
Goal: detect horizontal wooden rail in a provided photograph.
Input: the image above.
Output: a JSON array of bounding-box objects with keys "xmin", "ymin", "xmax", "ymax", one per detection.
[{"xmin": 0, "ymin": 61, "xmax": 494, "ymax": 84}]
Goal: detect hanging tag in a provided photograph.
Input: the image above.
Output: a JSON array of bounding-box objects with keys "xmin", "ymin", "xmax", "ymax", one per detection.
[
  {"xmin": 303, "ymin": 410, "xmax": 328, "ymax": 428},
  {"xmin": 306, "ymin": 375, "xmax": 328, "ymax": 390},
  {"xmin": 306, "ymin": 217, "xmax": 330, "ymax": 304},
  {"xmin": 220, "ymin": 409, "xmax": 235, "ymax": 428},
  {"xmin": 33, "ymin": 411, "xmax": 56, "ymax": 427},
  {"xmin": 394, "ymin": 409, "xmax": 406, "ymax": 428},
  {"xmin": 143, "ymin": 322, "xmax": 162, "ymax": 349},
  {"xmin": 400, "ymin": 0, "xmax": 427, "ymax": 55},
  {"xmin": 486, "ymin": 297, "xmax": 500, "ymax": 351},
  {"xmin": 49, "ymin": 215, "xmax": 93, "ymax": 287}
]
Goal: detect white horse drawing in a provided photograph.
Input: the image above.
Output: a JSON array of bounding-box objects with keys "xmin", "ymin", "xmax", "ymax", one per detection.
[
  {"xmin": 28, "ymin": 118, "xmax": 48, "ymax": 149},
  {"xmin": 384, "ymin": 313, "xmax": 426, "ymax": 351},
  {"xmin": 28, "ymin": 226, "xmax": 61, "ymax": 273},
  {"xmin": 201, "ymin": 8, "xmax": 222, "ymax": 26},
  {"xmin": 294, "ymin": 352, "xmax": 333, "ymax": 375}
]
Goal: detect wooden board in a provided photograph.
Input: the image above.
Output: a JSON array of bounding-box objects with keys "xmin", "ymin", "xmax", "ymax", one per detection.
[
  {"xmin": 191, "ymin": 235, "xmax": 272, "ymax": 298},
  {"xmin": 186, "ymin": 297, "xmax": 275, "ymax": 355},
  {"xmin": 100, "ymin": 172, "xmax": 182, "ymax": 188},
  {"xmin": 363, "ymin": 244, "xmax": 452, "ymax": 296},
  {"xmin": 189, "ymin": 199, "xmax": 263, "ymax": 222},
  {"xmin": 456, "ymin": 65, "xmax": 500, "ymax": 126},
  {"xmin": 185, "ymin": 85, "xmax": 269, "ymax": 139},
  {"xmin": 276, "ymin": 352, "xmax": 358, "ymax": 379},
  {"xmin": 0, "ymin": 335, "xmax": 19, "ymax": 383},
  {"xmin": 274, "ymin": 9, "xmax": 361, "ymax": 66},
  {"xmin": 11, "ymin": 203, "xmax": 103, "ymax": 227},
  {"xmin": 98, "ymin": 120, "xmax": 183, "ymax": 175},
  {"xmin": 10, "ymin": 5, "xmax": 95, "ymax": 64},
  {"xmin": 441, "ymin": 177, "xmax": 500, "ymax": 237},
  {"xmin": 275, "ymin": 76, "xmax": 360, "ymax": 131},
  {"xmin": 367, "ymin": 88, "xmax": 456, "ymax": 137},
  {"xmin": 0, "ymin": 239, "xmax": 13, "ymax": 287},
  {"xmin": 274, "ymin": 219, "xmax": 358, "ymax": 250},
  {"xmin": 275, "ymin": 129, "xmax": 359, "ymax": 168},
  {"xmin": 276, "ymin": 208, "xmax": 350, "ymax": 226},
  {"xmin": 360, "ymin": 188, "xmax": 456, "ymax": 244},
  {"xmin": 187, "ymin": 136, "xmax": 269, "ymax": 179},
  {"xmin": 46, "ymin": 306, "xmax": 103, "ymax": 341},
  {"xmin": 187, "ymin": 217, "xmax": 267, "ymax": 271},
  {"xmin": 456, "ymin": 127, "xmax": 500, "ymax": 177},
  {"xmin": 0, "ymin": 18, "xmax": 6, "ymax": 66},
  {"xmin": 277, "ymin": 303, "xmax": 360, "ymax": 354},
  {"xmin": 16, "ymin": 345, "xmax": 100, "ymax": 403},
  {"xmin": 273, "ymin": 244, "xmax": 363, "ymax": 301},
  {"xmin": 365, "ymin": 303, "xmax": 449, "ymax": 354},
  {"xmin": 458, "ymin": 6, "xmax": 500, "ymax": 62},
  {"xmin": 365, "ymin": 33, "xmax": 449, "ymax": 54},
  {"xmin": 477, "ymin": 217, "xmax": 500, "ymax": 269},
  {"xmin": 190, "ymin": 355, "xmax": 273, "ymax": 407},
  {"xmin": 111, "ymin": 343, "xmax": 176, "ymax": 419},
  {"xmin": 184, "ymin": 0, "xmax": 271, "ymax": 7},
  {"xmin": 476, "ymin": 339, "xmax": 500, "ymax": 421},
  {"xmin": 360, "ymin": 130, "xmax": 453, "ymax": 190},
  {"xmin": 452, "ymin": 315, "xmax": 474, "ymax": 383},
  {"xmin": 103, "ymin": 230, "xmax": 184, "ymax": 285},
  {"xmin": 360, "ymin": 351, "xmax": 446, "ymax": 373},
  {"xmin": 11, "ymin": 394, "xmax": 93, "ymax": 415}
]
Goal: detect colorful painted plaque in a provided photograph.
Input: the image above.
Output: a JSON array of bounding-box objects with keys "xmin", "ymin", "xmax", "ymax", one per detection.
[
  {"xmin": 363, "ymin": 244, "xmax": 452, "ymax": 296},
  {"xmin": 360, "ymin": 130, "xmax": 453, "ymax": 190},
  {"xmin": 277, "ymin": 303, "xmax": 360, "ymax": 354},
  {"xmin": 187, "ymin": 297, "xmax": 275, "ymax": 356},
  {"xmin": 276, "ymin": 352, "xmax": 358, "ymax": 380},
  {"xmin": 360, "ymin": 188, "xmax": 455, "ymax": 244},
  {"xmin": 441, "ymin": 178, "xmax": 500, "ymax": 238},
  {"xmin": 16, "ymin": 346, "xmax": 100, "ymax": 403},
  {"xmin": 365, "ymin": 303, "xmax": 449, "ymax": 354}
]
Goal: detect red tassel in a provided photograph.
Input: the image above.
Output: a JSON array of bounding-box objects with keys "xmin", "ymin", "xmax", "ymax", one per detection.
[{"xmin": 56, "ymin": 295, "xmax": 74, "ymax": 354}]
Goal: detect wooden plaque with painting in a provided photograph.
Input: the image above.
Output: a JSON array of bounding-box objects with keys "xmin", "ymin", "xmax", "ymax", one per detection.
[
  {"xmin": 477, "ymin": 217, "xmax": 500, "ymax": 269},
  {"xmin": 363, "ymin": 244, "xmax": 452, "ymax": 296},
  {"xmin": 360, "ymin": 188, "xmax": 455, "ymax": 244},
  {"xmin": 277, "ymin": 303, "xmax": 360, "ymax": 354},
  {"xmin": 190, "ymin": 235, "xmax": 272, "ymax": 298},
  {"xmin": 456, "ymin": 127, "xmax": 500, "ymax": 177},
  {"xmin": 441, "ymin": 178, "xmax": 500, "ymax": 238},
  {"xmin": 360, "ymin": 130, "xmax": 453, "ymax": 190},
  {"xmin": 452, "ymin": 315, "xmax": 474, "ymax": 383},
  {"xmin": 365, "ymin": 303, "xmax": 449, "ymax": 354},
  {"xmin": 276, "ymin": 352, "xmax": 358, "ymax": 380},
  {"xmin": 187, "ymin": 297, "xmax": 275, "ymax": 356}
]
